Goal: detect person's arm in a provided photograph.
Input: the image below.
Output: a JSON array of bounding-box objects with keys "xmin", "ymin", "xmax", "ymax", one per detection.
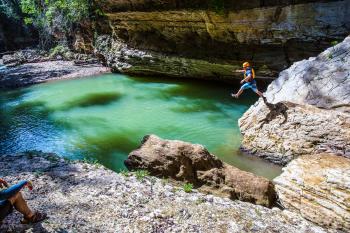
[
  {"xmin": 0, "ymin": 180, "xmax": 28, "ymax": 200},
  {"xmin": 234, "ymin": 69, "xmax": 245, "ymax": 73},
  {"xmin": 243, "ymin": 74, "xmax": 252, "ymax": 82}
]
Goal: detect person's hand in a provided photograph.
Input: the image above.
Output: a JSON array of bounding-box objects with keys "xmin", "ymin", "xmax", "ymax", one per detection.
[
  {"xmin": 0, "ymin": 178, "xmax": 9, "ymax": 189},
  {"xmin": 240, "ymin": 80, "xmax": 245, "ymax": 84},
  {"xmin": 25, "ymin": 181, "xmax": 33, "ymax": 191},
  {"xmin": 235, "ymin": 69, "xmax": 243, "ymax": 73}
]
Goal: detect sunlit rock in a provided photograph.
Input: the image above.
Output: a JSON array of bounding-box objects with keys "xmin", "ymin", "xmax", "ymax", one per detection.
[
  {"xmin": 274, "ymin": 153, "xmax": 350, "ymax": 231},
  {"xmin": 125, "ymin": 134, "xmax": 276, "ymax": 207}
]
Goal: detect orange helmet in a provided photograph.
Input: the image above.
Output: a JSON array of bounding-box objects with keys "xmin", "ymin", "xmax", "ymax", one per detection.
[{"xmin": 242, "ymin": 62, "xmax": 250, "ymax": 68}]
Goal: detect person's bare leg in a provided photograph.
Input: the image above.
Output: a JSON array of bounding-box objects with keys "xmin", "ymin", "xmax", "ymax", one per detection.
[
  {"xmin": 8, "ymin": 192, "xmax": 34, "ymax": 219},
  {"xmin": 255, "ymin": 90, "xmax": 263, "ymax": 97},
  {"xmin": 232, "ymin": 88, "xmax": 244, "ymax": 98}
]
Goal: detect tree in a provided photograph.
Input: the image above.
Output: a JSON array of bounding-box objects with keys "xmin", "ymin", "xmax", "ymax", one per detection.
[{"xmin": 20, "ymin": 0, "xmax": 91, "ymax": 47}]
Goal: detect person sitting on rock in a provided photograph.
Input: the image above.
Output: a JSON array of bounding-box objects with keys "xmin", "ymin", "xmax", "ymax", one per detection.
[
  {"xmin": 0, "ymin": 178, "xmax": 47, "ymax": 224},
  {"xmin": 231, "ymin": 62, "xmax": 263, "ymax": 98}
]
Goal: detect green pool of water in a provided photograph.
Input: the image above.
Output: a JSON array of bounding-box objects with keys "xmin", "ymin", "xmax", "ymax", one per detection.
[{"xmin": 0, "ymin": 74, "xmax": 281, "ymax": 179}]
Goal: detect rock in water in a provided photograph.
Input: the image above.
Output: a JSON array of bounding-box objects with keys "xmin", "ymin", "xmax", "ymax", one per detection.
[
  {"xmin": 274, "ymin": 153, "xmax": 350, "ymax": 231},
  {"xmin": 239, "ymin": 36, "xmax": 350, "ymax": 165},
  {"xmin": 125, "ymin": 134, "xmax": 276, "ymax": 207}
]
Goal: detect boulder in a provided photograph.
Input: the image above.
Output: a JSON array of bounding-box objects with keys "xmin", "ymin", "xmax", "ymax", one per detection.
[
  {"xmin": 274, "ymin": 153, "xmax": 350, "ymax": 231},
  {"xmin": 239, "ymin": 36, "xmax": 350, "ymax": 165},
  {"xmin": 125, "ymin": 134, "xmax": 276, "ymax": 207}
]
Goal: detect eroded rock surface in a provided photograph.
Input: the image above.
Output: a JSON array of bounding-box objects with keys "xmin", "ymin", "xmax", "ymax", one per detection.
[
  {"xmin": 239, "ymin": 36, "xmax": 350, "ymax": 165},
  {"xmin": 95, "ymin": 0, "xmax": 350, "ymax": 79},
  {"xmin": 0, "ymin": 152, "xmax": 328, "ymax": 233},
  {"xmin": 0, "ymin": 60, "xmax": 110, "ymax": 89},
  {"xmin": 125, "ymin": 135, "xmax": 276, "ymax": 207},
  {"xmin": 274, "ymin": 153, "xmax": 350, "ymax": 232}
]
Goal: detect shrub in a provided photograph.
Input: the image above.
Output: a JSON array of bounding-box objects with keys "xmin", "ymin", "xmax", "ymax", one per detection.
[
  {"xmin": 20, "ymin": 0, "xmax": 91, "ymax": 47},
  {"xmin": 135, "ymin": 170, "xmax": 150, "ymax": 181},
  {"xmin": 183, "ymin": 183, "xmax": 193, "ymax": 193}
]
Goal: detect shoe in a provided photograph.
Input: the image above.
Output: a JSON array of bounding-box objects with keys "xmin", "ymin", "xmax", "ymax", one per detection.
[{"xmin": 21, "ymin": 212, "xmax": 48, "ymax": 224}]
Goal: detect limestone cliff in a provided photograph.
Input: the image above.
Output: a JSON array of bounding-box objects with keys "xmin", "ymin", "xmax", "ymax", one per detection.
[
  {"xmin": 95, "ymin": 0, "xmax": 350, "ymax": 80},
  {"xmin": 239, "ymin": 35, "xmax": 350, "ymax": 165},
  {"xmin": 274, "ymin": 153, "xmax": 350, "ymax": 231}
]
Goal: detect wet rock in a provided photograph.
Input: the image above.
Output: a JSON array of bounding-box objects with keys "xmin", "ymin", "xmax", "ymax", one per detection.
[
  {"xmin": 239, "ymin": 36, "xmax": 350, "ymax": 165},
  {"xmin": 125, "ymin": 135, "xmax": 276, "ymax": 207},
  {"xmin": 0, "ymin": 151, "xmax": 326, "ymax": 232},
  {"xmin": 274, "ymin": 153, "xmax": 350, "ymax": 231},
  {"xmin": 0, "ymin": 60, "xmax": 110, "ymax": 89}
]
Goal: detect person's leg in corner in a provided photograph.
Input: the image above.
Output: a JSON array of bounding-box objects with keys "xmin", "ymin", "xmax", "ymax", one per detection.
[{"xmin": 8, "ymin": 192, "xmax": 34, "ymax": 220}]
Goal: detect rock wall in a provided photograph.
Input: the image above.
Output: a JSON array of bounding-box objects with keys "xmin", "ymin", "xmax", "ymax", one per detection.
[
  {"xmin": 274, "ymin": 153, "xmax": 350, "ymax": 231},
  {"xmin": 95, "ymin": 0, "xmax": 350, "ymax": 80},
  {"xmin": 239, "ymin": 35, "xmax": 350, "ymax": 165}
]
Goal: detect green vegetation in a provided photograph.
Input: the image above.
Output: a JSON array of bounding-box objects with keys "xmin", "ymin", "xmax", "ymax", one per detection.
[
  {"xmin": 209, "ymin": 0, "xmax": 225, "ymax": 14},
  {"xmin": 331, "ymin": 40, "xmax": 339, "ymax": 46},
  {"xmin": 0, "ymin": 0, "xmax": 21, "ymax": 20},
  {"xmin": 135, "ymin": 170, "xmax": 150, "ymax": 181},
  {"xmin": 119, "ymin": 169, "xmax": 131, "ymax": 177},
  {"xmin": 182, "ymin": 183, "xmax": 193, "ymax": 193},
  {"xmin": 20, "ymin": 0, "xmax": 91, "ymax": 46}
]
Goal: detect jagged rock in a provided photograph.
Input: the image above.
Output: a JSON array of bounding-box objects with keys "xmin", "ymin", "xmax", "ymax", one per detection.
[
  {"xmin": 274, "ymin": 153, "xmax": 350, "ymax": 231},
  {"xmin": 239, "ymin": 36, "xmax": 350, "ymax": 165},
  {"xmin": 0, "ymin": 152, "xmax": 326, "ymax": 233},
  {"xmin": 0, "ymin": 60, "xmax": 110, "ymax": 89},
  {"xmin": 2, "ymin": 49, "xmax": 48, "ymax": 66},
  {"xmin": 95, "ymin": 0, "xmax": 350, "ymax": 79},
  {"xmin": 125, "ymin": 135, "xmax": 276, "ymax": 207},
  {"xmin": 262, "ymin": 36, "xmax": 350, "ymax": 109},
  {"xmin": 240, "ymin": 102, "xmax": 350, "ymax": 165}
]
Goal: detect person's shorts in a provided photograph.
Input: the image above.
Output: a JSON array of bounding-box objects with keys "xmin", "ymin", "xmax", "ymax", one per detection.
[
  {"xmin": 0, "ymin": 200, "xmax": 13, "ymax": 223},
  {"xmin": 241, "ymin": 82, "xmax": 257, "ymax": 92}
]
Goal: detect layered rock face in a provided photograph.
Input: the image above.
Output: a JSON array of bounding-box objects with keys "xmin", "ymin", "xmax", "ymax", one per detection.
[
  {"xmin": 274, "ymin": 153, "xmax": 350, "ymax": 231},
  {"xmin": 95, "ymin": 0, "xmax": 350, "ymax": 80},
  {"xmin": 125, "ymin": 134, "xmax": 276, "ymax": 207},
  {"xmin": 239, "ymin": 36, "xmax": 350, "ymax": 165}
]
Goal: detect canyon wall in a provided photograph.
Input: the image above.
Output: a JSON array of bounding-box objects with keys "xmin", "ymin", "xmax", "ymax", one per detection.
[{"xmin": 95, "ymin": 0, "xmax": 350, "ymax": 80}]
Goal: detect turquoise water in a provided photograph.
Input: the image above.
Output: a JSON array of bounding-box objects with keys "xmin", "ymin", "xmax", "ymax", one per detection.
[{"xmin": 0, "ymin": 74, "xmax": 281, "ymax": 179}]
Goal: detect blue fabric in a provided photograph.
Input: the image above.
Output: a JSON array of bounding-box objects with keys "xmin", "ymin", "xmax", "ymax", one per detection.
[
  {"xmin": 0, "ymin": 180, "xmax": 27, "ymax": 201},
  {"xmin": 245, "ymin": 68, "xmax": 252, "ymax": 79},
  {"xmin": 241, "ymin": 80, "xmax": 257, "ymax": 92}
]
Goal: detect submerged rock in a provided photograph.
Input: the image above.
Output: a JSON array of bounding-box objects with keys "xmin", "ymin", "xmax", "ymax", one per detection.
[
  {"xmin": 274, "ymin": 153, "xmax": 350, "ymax": 231},
  {"xmin": 125, "ymin": 135, "xmax": 276, "ymax": 207},
  {"xmin": 239, "ymin": 36, "xmax": 350, "ymax": 165},
  {"xmin": 0, "ymin": 152, "xmax": 326, "ymax": 233}
]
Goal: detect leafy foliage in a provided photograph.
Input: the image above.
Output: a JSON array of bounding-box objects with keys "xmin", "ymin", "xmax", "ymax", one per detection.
[
  {"xmin": 135, "ymin": 170, "xmax": 150, "ymax": 181},
  {"xmin": 209, "ymin": 0, "xmax": 225, "ymax": 14},
  {"xmin": 0, "ymin": 0, "xmax": 21, "ymax": 20},
  {"xmin": 20, "ymin": 0, "xmax": 91, "ymax": 46},
  {"xmin": 182, "ymin": 183, "xmax": 193, "ymax": 193}
]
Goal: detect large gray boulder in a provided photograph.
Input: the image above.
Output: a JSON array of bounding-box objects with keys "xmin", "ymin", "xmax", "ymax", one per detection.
[
  {"xmin": 125, "ymin": 135, "xmax": 276, "ymax": 207},
  {"xmin": 239, "ymin": 36, "xmax": 350, "ymax": 165}
]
